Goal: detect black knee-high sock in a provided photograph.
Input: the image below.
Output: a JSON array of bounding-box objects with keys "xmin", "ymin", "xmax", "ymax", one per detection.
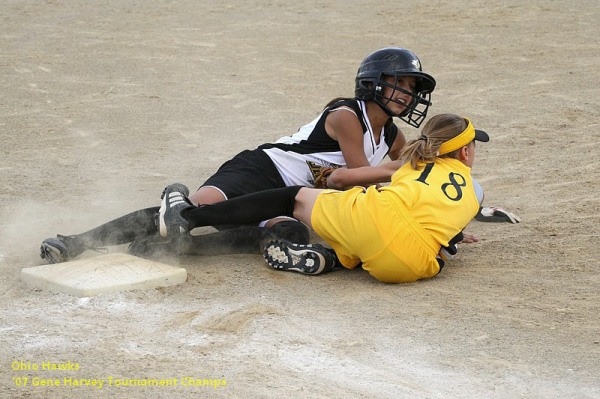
[
  {"xmin": 179, "ymin": 221, "xmax": 310, "ymax": 255},
  {"xmin": 73, "ymin": 207, "xmax": 159, "ymax": 247},
  {"xmin": 182, "ymin": 186, "xmax": 302, "ymax": 229}
]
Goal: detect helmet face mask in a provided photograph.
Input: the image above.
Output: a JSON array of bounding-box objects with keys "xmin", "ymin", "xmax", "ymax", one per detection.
[
  {"xmin": 372, "ymin": 74, "xmax": 432, "ymax": 127},
  {"xmin": 355, "ymin": 48, "xmax": 436, "ymax": 128}
]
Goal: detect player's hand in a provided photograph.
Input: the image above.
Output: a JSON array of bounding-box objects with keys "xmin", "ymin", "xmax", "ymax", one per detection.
[
  {"xmin": 313, "ymin": 167, "xmax": 334, "ymax": 189},
  {"xmin": 461, "ymin": 233, "xmax": 479, "ymax": 243}
]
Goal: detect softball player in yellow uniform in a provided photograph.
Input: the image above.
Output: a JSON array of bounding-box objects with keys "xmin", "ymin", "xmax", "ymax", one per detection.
[
  {"xmin": 311, "ymin": 153, "xmax": 482, "ymax": 283},
  {"xmin": 158, "ymin": 113, "xmax": 489, "ymax": 283}
]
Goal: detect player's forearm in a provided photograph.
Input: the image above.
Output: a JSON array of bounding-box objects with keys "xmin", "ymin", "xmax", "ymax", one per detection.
[{"xmin": 327, "ymin": 161, "xmax": 401, "ymax": 190}]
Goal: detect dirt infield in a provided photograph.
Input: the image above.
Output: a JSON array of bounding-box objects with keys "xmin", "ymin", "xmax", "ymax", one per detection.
[{"xmin": 1, "ymin": 1, "xmax": 598, "ymax": 397}]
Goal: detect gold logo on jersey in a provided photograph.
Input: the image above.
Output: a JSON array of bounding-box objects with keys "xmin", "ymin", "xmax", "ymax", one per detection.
[{"xmin": 306, "ymin": 161, "xmax": 341, "ymax": 183}]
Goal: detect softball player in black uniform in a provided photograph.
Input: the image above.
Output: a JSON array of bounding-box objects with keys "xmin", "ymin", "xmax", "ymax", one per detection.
[{"xmin": 40, "ymin": 47, "xmax": 436, "ymax": 263}]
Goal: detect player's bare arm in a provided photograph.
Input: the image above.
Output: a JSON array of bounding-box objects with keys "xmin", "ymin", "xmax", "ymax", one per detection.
[
  {"xmin": 327, "ymin": 160, "xmax": 402, "ymax": 190},
  {"xmin": 324, "ymin": 107, "xmax": 372, "ymax": 169}
]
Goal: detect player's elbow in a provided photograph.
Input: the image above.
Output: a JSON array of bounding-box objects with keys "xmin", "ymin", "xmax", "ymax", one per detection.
[{"xmin": 326, "ymin": 169, "xmax": 350, "ymax": 190}]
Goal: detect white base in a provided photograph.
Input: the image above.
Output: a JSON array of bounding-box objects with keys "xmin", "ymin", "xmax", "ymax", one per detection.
[{"xmin": 21, "ymin": 253, "xmax": 187, "ymax": 297}]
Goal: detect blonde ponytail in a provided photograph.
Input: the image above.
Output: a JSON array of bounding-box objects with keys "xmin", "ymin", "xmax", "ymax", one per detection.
[{"xmin": 401, "ymin": 114, "xmax": 468, "ymax": 170}]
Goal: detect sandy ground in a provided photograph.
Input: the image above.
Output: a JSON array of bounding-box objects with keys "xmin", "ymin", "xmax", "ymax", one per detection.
[{"xmin": 1, "ymin": 0, "xmax": 599, "ymax": 397}]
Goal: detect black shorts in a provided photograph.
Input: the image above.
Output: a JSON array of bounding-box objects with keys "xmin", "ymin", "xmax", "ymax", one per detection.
[{"xmin": 200, "ymin": 148, "xmax": 286, "ymax": 200}]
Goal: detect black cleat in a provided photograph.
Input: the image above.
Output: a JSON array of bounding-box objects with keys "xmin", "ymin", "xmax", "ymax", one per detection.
[
  {"xmin": 158, "ymin": 183, "xmax": 194, "ymax": 237},
  {"xmin": 263, "ymin": 239, "xmax": 336, "ymax": 275},
  {"xmin": 40, "ymin": 235, "xmax": 85, "ymax": 264}
]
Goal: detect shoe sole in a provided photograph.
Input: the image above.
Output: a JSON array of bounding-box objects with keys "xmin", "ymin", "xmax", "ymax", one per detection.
[
  {"xmin": 263, "ymin": 240, "xmax": 331, "ymax": 275},
  {"xmin": 158, "ymin": 190, "xmax": 169, "ymax": 237}
]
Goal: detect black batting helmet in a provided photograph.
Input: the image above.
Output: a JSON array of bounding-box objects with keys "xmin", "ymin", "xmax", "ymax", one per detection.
[{"xmin": 355, "ymin": 47, "xmax": 436, "ymax": 128}]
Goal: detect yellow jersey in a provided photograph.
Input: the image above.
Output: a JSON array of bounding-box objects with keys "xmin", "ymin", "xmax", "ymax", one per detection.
[
  {"xmin": 311, "ymin": 158, "xmax": 482, "ymax": 283},
  {"xmin": 383, "ymin": 158, "xmax": 481, "ymax": 249}
]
